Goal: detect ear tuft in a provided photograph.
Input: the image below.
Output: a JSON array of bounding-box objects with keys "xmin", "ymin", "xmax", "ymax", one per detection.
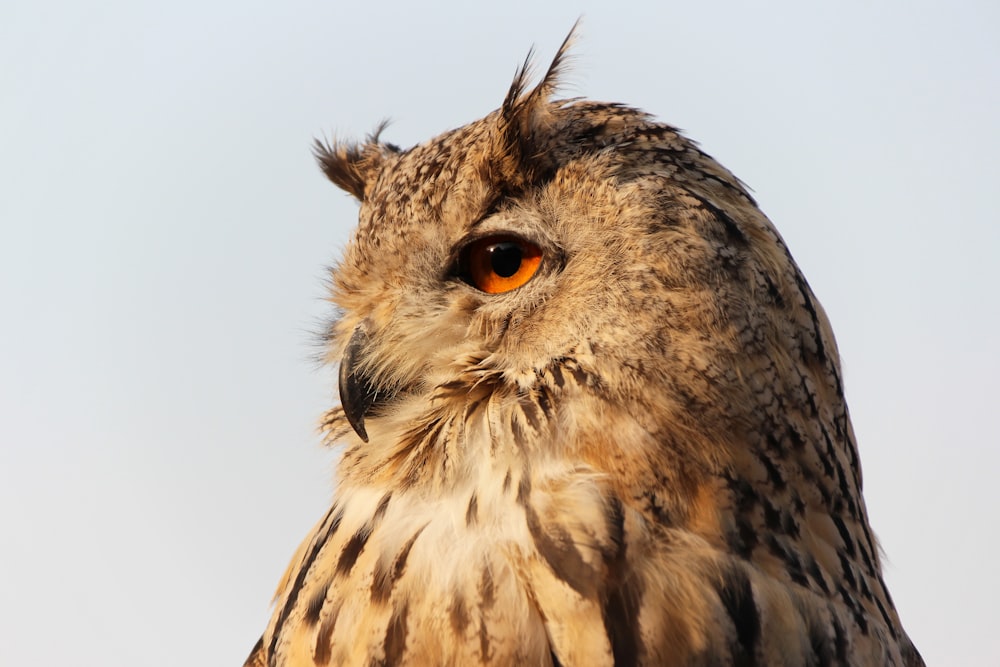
[
  {"xmin": 499, "ymin": 20, "xmax": 581, "ymax": 182},
  {"xmin": 313, "ymin": 122, "xmax": 398, "ymax": 201}
]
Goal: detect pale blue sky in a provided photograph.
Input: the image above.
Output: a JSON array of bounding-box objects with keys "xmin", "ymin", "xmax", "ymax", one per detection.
[{"xmin": 2, "ymin": 1, "xmax": 997, "ymax": 664}]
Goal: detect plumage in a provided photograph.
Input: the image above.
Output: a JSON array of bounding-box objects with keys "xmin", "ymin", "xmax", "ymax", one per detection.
[{"xmin": 245, "ymin": 28, "xmax": 922, "ymax": 667}]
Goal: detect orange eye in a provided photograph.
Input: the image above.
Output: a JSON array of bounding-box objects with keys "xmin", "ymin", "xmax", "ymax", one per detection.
[{"xmin": 457, "ymin": 235, "xmax": 543, "ymax": 294}]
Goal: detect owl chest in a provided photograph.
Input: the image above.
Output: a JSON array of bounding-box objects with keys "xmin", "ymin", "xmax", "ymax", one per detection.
[{"xmin": 282, "ymin": 475, "xmax": 626, "ymax": 666}]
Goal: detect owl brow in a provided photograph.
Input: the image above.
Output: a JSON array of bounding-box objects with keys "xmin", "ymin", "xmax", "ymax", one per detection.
[{"xmin": 466, "ymin": 184, "xmax": 526, "ymax": 229}]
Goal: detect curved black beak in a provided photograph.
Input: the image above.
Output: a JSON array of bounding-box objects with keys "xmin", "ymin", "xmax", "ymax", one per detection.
[{"xmin": 338, "ymin": 325, "xmax": 383, "ymax": 443}]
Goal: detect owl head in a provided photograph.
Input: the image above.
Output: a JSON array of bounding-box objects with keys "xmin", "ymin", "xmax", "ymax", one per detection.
[{"xmin": 316, "ymin": 30, "xmax": 850, "ymax": 534}]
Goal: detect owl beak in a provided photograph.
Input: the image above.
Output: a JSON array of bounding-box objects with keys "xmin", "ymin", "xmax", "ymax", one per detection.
[{"xmin": 338, "ymin": 325, "xmax": 380, "ymax": 443}]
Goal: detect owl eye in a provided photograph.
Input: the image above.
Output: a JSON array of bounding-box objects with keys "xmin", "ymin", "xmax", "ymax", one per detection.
[{"xmin": 457, "ymin": 235, "xmax": 543, "ymax": 294}]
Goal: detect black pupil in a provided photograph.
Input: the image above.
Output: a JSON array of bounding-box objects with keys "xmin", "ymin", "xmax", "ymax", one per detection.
[{"xmin": 489, "ymin": 243, "xmax": 522, "ymax": 278}]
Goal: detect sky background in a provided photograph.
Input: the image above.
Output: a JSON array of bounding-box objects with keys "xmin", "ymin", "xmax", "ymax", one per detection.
[{"xmin": 2, "ymin": 1, "xmax": 997, "ymax": 664}]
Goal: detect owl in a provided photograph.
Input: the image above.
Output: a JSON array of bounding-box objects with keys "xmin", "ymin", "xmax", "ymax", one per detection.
[{"xmin": 244, "ymin": 29, "xmax": 923, "ymax": 667}]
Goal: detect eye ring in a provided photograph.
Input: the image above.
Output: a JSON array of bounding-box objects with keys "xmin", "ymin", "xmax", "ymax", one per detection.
[{"xmin": 456, "ymin": 234, "xmax": 543, "ymax": 294}]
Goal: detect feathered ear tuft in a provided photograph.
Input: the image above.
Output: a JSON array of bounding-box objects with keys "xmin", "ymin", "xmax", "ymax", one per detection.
[
  {"xmin": 499, "ymin": 20, "xmax": 580, "ymax": 183},
  {"xmin": 313, "ymin": 122, "xmax": 398, "ymax": 201}
]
